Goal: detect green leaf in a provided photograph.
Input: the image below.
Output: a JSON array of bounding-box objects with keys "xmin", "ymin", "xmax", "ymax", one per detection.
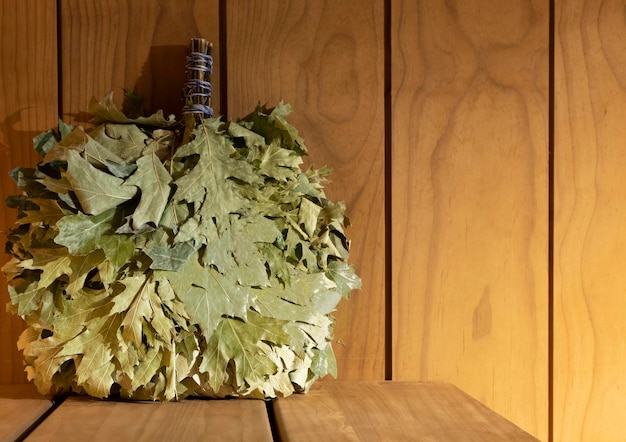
[
  {"xmin": 159, "ymin": 252, "xmax": 252, "ymax": 336},
  {"xmin": 144, "ymin": 129, "xmax": 175, "ymax": 160},
  {"xmin": 37, "ymin": 173, "xmax": 73, "ymax": 195},
  {"xmin": 3, "ymin": 99, "xmax": 358, "ymax": 401},
  {"xmin": 298, "ymin": 197, "xmax": 322, "ymax": 238},
  {"xmin": 227, "ymin": 121, "xmax": 266, "ymax": 148},
  {"xmin": 90, "ymin": 123, "xmax": 150, "ymax": 163},
  {"xmin": 284, "ymin": 222, "xmax": 319, "ymax": 271},
  {"xmin": 247, "ymin": 102, "xmax": 307, "ymax": 154},
  {"xmin": 124, "ymin": 153, "xmax": 172, "ymax": 229},
  {"xmin": 206, "ymin": 215, "xmax": 280, "ymax": 287},
  {"xmin": 9, "ymin": 167, "xmax": 46, "ymax": 195},
  {"xmin": 199, "ymin": 336, "xmax": 228, "ymax": 393},
  {"xmin": 201, "ymin": 311, "xmax": 290, "ymax": 393},
  {"xmin": 97, "ymin": 234, "xmax": 135, "ymax": 270},
  {"xmin": 89, "ymin": 92, "xmax": 177, "ymax": 127},
  {"xmin": 145, "ymin": 241, "xmax": 195, "ymax": 271},
  {"xmin": 172, "ymin": 119, "xmax": 260, "ymax": 228},
  {"xmin": 66, "ymin": 149, "xmax": 137, "ymax": 215},
  {"xmin": 55, "ymin": 209, "xmax": 115, "ymax": 255},
  {"xmin": 148, "ymin": 289, "xmax": 175, "ymax": 341},
  {"xmin": 281, "ymin": 272, "xmax": 336, "ymax": 307},
  {"xmin": 22, "ymin": 334, "xmax": 73, "ymax": 393},
  {"xmin": 113, "ymin": 275, "xmax": 157, "ymax": 348},
  {"xmin": 310, "ymin": 343, "xmax": 337, "ymax": 379},
  {"xmin": 249, "ymin": 141, "xmax": 302, "ymax": 181},
  {"xmin": 158, "ymin": 200, "xmax": 190, "ymax": 232},
  {"xmin": 33, "ymin": 254, "xmax": 72, "ymax": 289},
  {"xmin": 254, "ymin": 285, "xmax": 321, "ymax": 323},
  {"xmin": 17, "ymin": 198, "xmax": 66, "ymax": 225},
  {"xmin": 269, "ymin": 102, "xmax": 304, "ymax": 146},
  {"xmin": 174, "ymin": 216, "xmax": 201, "ymax": 245},
  {"xmin": 59, "ymin": 315, "xmax": 118, "ymax": 398},
  {"xmin": 131, "ymin": 346, "xmax": 162, "ymax": 391},
  {"xmin": 33, "ymin": 129, "xmax": 58, "ymax": 157},
  {"xmin": 82, "ymin": 133, "xmax": 127, "ymax": 171},
  {"xmin": 51, "ymin": 288, "xmax": 111, "ymax": 339},
  {"xmin": 59, "ymin": 119, "xmax": 74, "ymax": 139},
  {"xmin": 34, "ymin": 119, "xmax": 74, "ymax": 158},
  {"xmin": 28, "ymin": 247, "xmax": 69, "ymax": 268},
  {"xmin": 102, "ymin": 160, "xmax": 138, "ymax": 179},
  {"xmin": 66, "ymin": 250, "xmax": 106, "ymax": 295},
  {"xmin": 41, "ymin": 126, "xmax": 90, "ymax": 165},
  {"xmin": 261, "ymin": 244, "xmax": 291, "ymax": 286},
  {"xmin": 8, "ymin": 279, "xmax": 48, "ymax": 317},
  {"xmin": 326, "ymin": 261, "xmax": 361, "ymax": 298}
]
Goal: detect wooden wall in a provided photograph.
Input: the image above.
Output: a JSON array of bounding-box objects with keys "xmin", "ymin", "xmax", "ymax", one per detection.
[
  {"xmin": 391, "ymin": 0, "xmax": 549, "ymax": 439},
  {"xmin": 554, "ymin": 0, "xmax": 626, "ymax": 440},
  {"xmin": 2, "ymin": 1, "xmax": 626, "ymax": 441},
  {"xmin": 0, "ymin": 0, "xmax": 58, "ymax": 384},
  {"xmin": 1, "ymin": 0, "xmax": 387, "ymax": 385},
  {"xmin": 59, "ymin": 0, "xmax": 221, "ymax": 123},
  {"xmin": 224, "ymin": 0, "xmax": 387, "ymax": 381}
]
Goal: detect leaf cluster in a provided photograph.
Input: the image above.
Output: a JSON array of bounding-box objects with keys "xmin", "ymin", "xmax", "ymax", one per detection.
[{"xmin": 2, "ymin": 94, "xmax": 360, "ymax": 400}]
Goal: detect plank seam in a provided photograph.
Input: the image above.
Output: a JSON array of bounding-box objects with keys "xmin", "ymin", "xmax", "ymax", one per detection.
[
  {"xmin": 56, "ymin": 0, "xmax": 63, "ymax": 119},
  {"xmin": 384, "ymin": 0, "xmax": 393, "ymax": 382},
  {"xmin": 266, "ymin": 399, "xmax": 282, "ymax": 442},
  {"xmin": 218, "ymin": 0, "xmax": 228, "ymax": 120},
  {"xmin": 14, "ymin": 394, "xmax": 66, "ymax": 442}
]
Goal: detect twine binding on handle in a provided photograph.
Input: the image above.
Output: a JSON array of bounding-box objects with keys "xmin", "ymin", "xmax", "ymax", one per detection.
[{"xmin": 183, "ymin": 38, "xmax": 213, "ymax": 118}]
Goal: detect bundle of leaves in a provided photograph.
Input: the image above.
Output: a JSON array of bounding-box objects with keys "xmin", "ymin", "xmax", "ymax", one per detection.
[{"xmin": 2, "ymin": 93, "xmax": 360, "ymax": 400}]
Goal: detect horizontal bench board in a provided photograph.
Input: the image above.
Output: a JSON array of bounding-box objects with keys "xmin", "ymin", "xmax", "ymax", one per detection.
[
  {"xmin": 0, "ymin": 385, "xmax": 53, "ymax": 442},
  {"xmin": 26, "ymin": 396, "xmax": 273, "ymax": 442},
  {"xmin": 3, "ymin": 381, "xmax": 539, "ymax": 441},
  {"xmin": 272, "ymin": 381, "xmax": 539, "ymax": 441}
]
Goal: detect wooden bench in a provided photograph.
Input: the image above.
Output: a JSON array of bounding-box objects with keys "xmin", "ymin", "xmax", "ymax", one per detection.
[
  {"xmin": 1, "ymin": 382, "xmax": 539, "ymax": 441},
  {"xmin": 0, "ymin": 385, "xmax": 54, "ymax": 442}
]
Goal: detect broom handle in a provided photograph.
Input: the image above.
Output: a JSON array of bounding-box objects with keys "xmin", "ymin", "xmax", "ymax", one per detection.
[{"xmin": 183, "ymin": 38, "xmax": 214, "ymax": 124}]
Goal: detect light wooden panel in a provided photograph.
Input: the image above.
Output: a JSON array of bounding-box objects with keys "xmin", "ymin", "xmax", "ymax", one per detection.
[
  {"xmin": 226, "ymin": 0, "xmax": 386, "ymax": 380},
  {"xmin": 0, "ymin": 0, "xmax": 58, "ymax": 384},
  {"xmin": 273, "ymin": 381, "xmax": 539, "ymax": 441},
  {"xmin": 60, "ymin": 0, "xmax": 221, "ymax": 123},
  {"xmin": 554, "ymin": 0, "xmax": 626, "ymax": 440},
  {"xmin": 391, "ymin": 1, "xmax": 549, "ymax": 439},
  {"xmin": 0, "ymin": 384, "xmax": 53, "ymax": 441},
  {"xmin": 26, "ymin": 396, "xmax": 273, "ymax": 441}
]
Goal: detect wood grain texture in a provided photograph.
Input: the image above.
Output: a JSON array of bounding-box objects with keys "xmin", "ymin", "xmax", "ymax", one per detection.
[
  {"xmin": 0, "ymin": 383, "xmax": 50, "ymax": 400},
  {"xmin": 60, "ymin": 0, "xmax": 221, "ymax": 124},
  {"xmin": 0, "ymin": 384, "xmax": 53, "ymax": 442},
  {"xmin": 0, "ymin": 0, "xmax": 58, "ymax": 385},
  {"xmin": 390, "ymin": 1, "xmax": 549, "ymax": 439},
  {"xmin": 273, "ymin": 381, "xmax": 539, "ymax": 441},
  {"xmin": 0, "ymin": 398, "xmax": 52, "ymax": 441},
  {"xmin": 554, "ymin": 0, "xmax": 626, "ymax": 440},
  {"xmin": 226, "ymin": 0, "xmax": 386, "ymax": 380},
  {"xmin": 26, "ymin": 396, "xmax": 272, "ymax": 441}
]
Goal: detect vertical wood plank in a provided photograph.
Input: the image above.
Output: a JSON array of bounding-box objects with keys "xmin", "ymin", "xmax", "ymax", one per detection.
[
  {"xmin": 226, "ymin": 0, "xmax": 386, "ymax": 380},
  {"xmin": 391, "ymin": 1, "xmax": 549, "ymax": 439},
  {"xmin": 60, "ymin": 0, "xmax": 221, "ymax": 124},
  {"xmin": 0, "ymin": 0, "xmax": 58, "ymax": 384},
  {"xmin": 554, "ymin": 0, "xmax": 626, "ymax": 440}
]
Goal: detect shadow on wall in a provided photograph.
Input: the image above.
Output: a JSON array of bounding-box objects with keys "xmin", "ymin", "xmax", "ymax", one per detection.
[
  {"xmin": 0, "ymin": 109, "xmax": 39, "ymax": 237},
  {"xmin": 0, "ymin": 109, "xmax": 42, "ymax": 153},
  {"xmin": 64, "ymin": 45, "xmax": 190, "ymax": 126},
  {"xmin": 0, "ymin": 109, "xmax": 43, "ymax": 196},
  {"xmin": 133, "ymin": 45, "xmax": 189, "ymax": 120}
]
